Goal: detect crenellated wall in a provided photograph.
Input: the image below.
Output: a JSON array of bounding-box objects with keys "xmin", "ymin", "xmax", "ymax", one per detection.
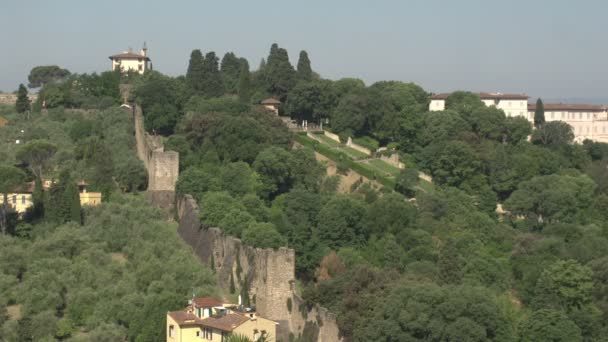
[{"xmin": 177, "ymin": 195, "xmax": 343, "ymax": 342}]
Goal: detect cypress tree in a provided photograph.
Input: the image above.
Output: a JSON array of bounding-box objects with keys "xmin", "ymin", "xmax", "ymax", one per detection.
[
  {"xmin": 264, "ymin": 44, "xmax": 296, "ymax": 99},
  {"xmin": 64, "ymin": 181, "xmax": 81, "ymax": 224},
  {"xmin": 296, "ymin": 50, "xmax": 313, "ymax": 82},
  {"xmin": 47, "ymin": 170, "xmax": 71, "ymax": 223},
  {"xmin": 258, "ymin": 58, "xmax": 266, "ymax": 71},
  {"xmin": 220, "ymin": 52, "xmax": 241, "ymax": 94},
  {"xmin": 229, "ymin": 272, "xmax": 236, "ymax": 294},
  {"xmin": 534, "ymin": 98, "xmax": 545, "ymax": 128},
  {"xmin": 237, "ymin": 59, "xmax": 251, "ymax": 104},
  {"xmin": 15, "ymin": 84, "xmax": 30, "ymax": 114},
  {"xmin": 93, "ymin": 145, "xmax": 114, "ymax": 201},
  {"xmin": 31, "ymin": 177, "xmax": 44, "ymax": 219},
  {"xmin": 186, "ymin": 50, "xmax": 205, "ymax": 95},
  {"xmin": 201, "ymin": 52, "xmax": 224, "ymax": 98}
]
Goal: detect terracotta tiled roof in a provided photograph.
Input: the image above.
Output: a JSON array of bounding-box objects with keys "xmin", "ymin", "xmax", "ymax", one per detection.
[
  {"xmin": 12, "ymin": 181, "xmax": 35, "ymax": 194},
  {"xmin": 200, "ymin": 313, "xmax": 250, "ymax": 332},
  {"xmin": 168, "ymin": 311, "xmax": 204, "ymax": 326},
  {"xmin": 528, "ymin": 103, "xmax": 607, "ymax": 112},
  {"xmin": 261, "ymin": 98, "xmax": 281, "ymax": 105},
  {"xmin": 431, "ymin": 92, "xmax": 529, "ymax": 100},
  {"xmin": 192, "ymin": 297, "xmax": 224, "ymax": 308},
  {"xmin": 109, "ymin": 52, "xmax": 150, "ymax": 60}
]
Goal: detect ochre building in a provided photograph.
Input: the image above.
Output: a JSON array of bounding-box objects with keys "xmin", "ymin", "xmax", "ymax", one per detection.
[{"xmin": 167, "ymin": 297, "xmax": 277, "ymax": 342}]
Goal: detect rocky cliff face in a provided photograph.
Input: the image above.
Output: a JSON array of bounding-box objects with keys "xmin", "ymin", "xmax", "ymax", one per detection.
[{"xmin": 177, "ymin": 195, "xmax": 343, "ymax": 342}]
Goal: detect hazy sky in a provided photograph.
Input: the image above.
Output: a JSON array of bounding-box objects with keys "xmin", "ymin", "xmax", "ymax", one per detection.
[{"xmin": 1, "ymin": 0, "xmax": 607, "ymax": 102}]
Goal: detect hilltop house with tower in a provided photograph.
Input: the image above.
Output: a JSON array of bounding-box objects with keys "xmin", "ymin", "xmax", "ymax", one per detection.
[{"xmin": 109, "ymin": 43, "xmax": 152, "ymax": 74}]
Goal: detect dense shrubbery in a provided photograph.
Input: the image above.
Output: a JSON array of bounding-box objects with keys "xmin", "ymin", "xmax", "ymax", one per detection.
[
  {"xmin": 0, "ymin": 195, "xmax": 216, "ymax": 342},
  {"xmin": 0, "ymin": 100, "xmax": 213, "ymax": 341}
]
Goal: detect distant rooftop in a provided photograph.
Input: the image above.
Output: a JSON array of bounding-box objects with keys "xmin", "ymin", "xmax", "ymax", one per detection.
[
  {"xmin": 109, "ymin": 51, "xmax": 150, "ymax": 60},
  {"xmin": 431, "ymin": 92, "xmax": 529, "ymax": 100},
  {"xmin": 261, "ymin": 98, "xmax": 281, "ymax": 105},
  {"xmin": 528, "ymin": 103, "xmax": 607, "ymax": 112}
]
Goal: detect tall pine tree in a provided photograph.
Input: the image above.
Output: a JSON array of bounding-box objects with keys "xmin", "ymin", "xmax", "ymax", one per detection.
[
  {"xmin": 186, "ymin": 50, "xmax": 205, "ymax": 95},
  {"xmin": 296, "ymin": 50, "xmax": 313, "ymax": 82},
  {"xmin": 220, "ymin": 52, "xmax": 241, "ymax": 94},
  {"xmin": 534, "ymin": 98, "xmax": 545, "ymax": 128},
  {"xmin": 201, "ymin": 52, "xmax": 225, "ymax": 97},
  {"xmin": 237, "ymin": 59, "xmax": 251, "ymax": 104},
  {"xmin": 15, "ymin": 84, "xmax": 30, "ymax": 114}
]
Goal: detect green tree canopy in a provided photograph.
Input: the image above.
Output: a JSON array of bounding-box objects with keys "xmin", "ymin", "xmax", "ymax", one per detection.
[
  {"xmin": 220, "ymin": 52, "xmax": 242, "ymax": 94},
  {"xmin": 237, "ymin": 59, "xmax": 251, "ymax": 103},
  {"xmin": 186, "ymin": 49, "xmax": 205, "ymax": 95},
  {"xmin": 201, "ymin": 52, "xmax": 225, "ymax": 98},
  {"xmin": 0, "ymin": 166, "xmax": 26, "ymax": 234},
  {"xmin": 518, "ymin": 309, "xmax": 582, "ymax": 342},
  {"xmin": 532, "ymin": 121, "xmax": 574, "ymax": 146},
  {"xmin": 505, "ymin": 174, "xmax": 596, "ymax": 224},
  {"xmin": 242, "ymin": 222, "xmax": 285, "ymax": 249},
  {"xmin": 16, "ymin": 140, "xmax": 58, "ymax": 180},
  {"xmin": 28, "ymin": 65, "xmax": 70, "ymax": 88},
  {"xmin": 285, "ymin": 80, "xmax": 337, "ymax": 122},
  {"xmin": 534, "ymin": 259, "xmax": 594, "ymax": 310}
]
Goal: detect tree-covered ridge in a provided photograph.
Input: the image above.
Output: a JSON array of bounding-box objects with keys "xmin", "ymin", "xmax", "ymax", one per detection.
[
  {"xmin": 157, "ymin": 44, "xmax": 608, "ymax": 341},
  {"xmin": 0, "ymin": 195, "xmax": 217, "ymax": 342},
  {"xmin": 0, "ymin": 100, "xmax": 216, "ymax": 341},
  {"xmin": 11, "ymin": 42, "xmax": 608, "ymax": 341},
  {"xmin": 0, "ymin": 105, "xmax": 147, "ymax": 199}
]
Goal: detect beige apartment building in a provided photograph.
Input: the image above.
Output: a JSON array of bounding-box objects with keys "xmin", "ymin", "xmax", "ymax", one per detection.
[{"xmin": 429, "ymin": 92, "xmax": 608, "ymax": 143}]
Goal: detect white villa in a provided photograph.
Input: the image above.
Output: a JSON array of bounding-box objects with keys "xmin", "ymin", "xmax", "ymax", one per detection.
[
  {"xmin": 429, "ymin": 92, "xmax": 608, "ymax": 143},
  {"xmin": 109, "ymin": 43, "xmax": 151, "ymax": 74},
  {"xmin": 430, "ymin": 92, "xmax": 529, "ymax": 118}
]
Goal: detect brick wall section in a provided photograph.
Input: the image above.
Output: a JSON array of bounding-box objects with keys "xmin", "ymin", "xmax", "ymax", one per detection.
[{"xmin": 177, "ymin": 195, "xmax": 343, "ymax": 342}]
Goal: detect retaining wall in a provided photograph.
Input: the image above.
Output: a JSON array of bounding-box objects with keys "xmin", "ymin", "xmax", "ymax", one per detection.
[
  {"xmin": 323, "ymin": 130, "xmax": 341, "ymax": 143},
  {"xmin": 346, "ymin": 137, "xmax": 372, "ymax": 156}
]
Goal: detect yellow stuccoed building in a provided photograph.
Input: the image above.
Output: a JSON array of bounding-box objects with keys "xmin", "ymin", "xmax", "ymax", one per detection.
[
  {"xmin": 166, "ymin": 297, "xmax": 277, "ymax": 342},
  {"xmin": 0, "ymin": 181, "xmax": 102, "ymax": 215}
]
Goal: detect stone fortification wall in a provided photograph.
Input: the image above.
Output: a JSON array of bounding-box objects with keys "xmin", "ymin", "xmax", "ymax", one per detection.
[
  {"xmin": 132, "ymin": 105, "xmax": 179, "ymax": 208},
  {"xmin": 177, "ymin": 195, "xmax": 343, "ymax": 342},
  {"xmin": 381, "ymin": 153, "xmax": 405, "ymax": 169},
  {"xmin": 0, "ymin": 94, "xmax": 38, "ymax": 106}
]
